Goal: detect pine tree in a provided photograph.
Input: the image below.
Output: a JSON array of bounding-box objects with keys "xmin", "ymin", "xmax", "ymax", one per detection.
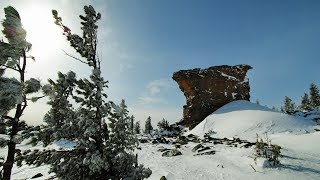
[
  {"xmin": 157, "ymin": 118, "xmax": 170, "ymax": 130},
  {"xmin": 0, "ymin": 6, "xmax": 41, "ymax": 179},
  {"xmin": 282, "ymin": 96, "xmax": 295, "ymax": 114},
  {"xmin": 19, "ymin": 6, "xmax": 151, "ymax": 179},
  {"xmin": 300, "ymin": 93, "xmax": 311, "ymax": 112},
  {"xmin": 107, "ymin": 100, "xmax": 150, "ymax": 179},
  {"xmin": 34, "ymin": 71, "xmax": 78, "ymax": 146},
  {"xmin": 309, "ymin": 83, "xmax": 320, "ymax": 109},
  {"xmin": 144, "ymin": 116, "xmax": 153, "ymax": 134},
  {"xmin": 134, "ymin": 121, "xmax": 141, "ymax": 134}
]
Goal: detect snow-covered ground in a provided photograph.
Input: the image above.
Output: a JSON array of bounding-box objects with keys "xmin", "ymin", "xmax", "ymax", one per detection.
[
  {"xmin": 1, "ymin": 100, "xmax": 319, "ymax": 179},
  {"xmin": 188, "ymin": 100, "xmax": 315, "ymax": 140}
]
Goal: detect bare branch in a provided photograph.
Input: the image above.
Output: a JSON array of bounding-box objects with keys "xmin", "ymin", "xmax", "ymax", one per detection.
[{"xmin": 62, "ymin": 50, "xmax": 89, "ymax": 65}]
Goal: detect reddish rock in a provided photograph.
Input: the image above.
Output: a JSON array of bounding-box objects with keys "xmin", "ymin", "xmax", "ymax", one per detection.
[{"xmin": 172, "ymin": 65, "xmax": 252, "ymax": 129}]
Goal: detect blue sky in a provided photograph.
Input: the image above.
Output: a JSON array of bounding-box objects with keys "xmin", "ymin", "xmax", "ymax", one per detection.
[{"xmin": 1, "ymin": 0, "xmax": 320, "ymax": 125}]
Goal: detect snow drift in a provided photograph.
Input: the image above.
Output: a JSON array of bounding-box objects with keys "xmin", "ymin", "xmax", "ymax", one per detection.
[{"xmin": 188, "ymin": 100, "xmax": 316, "ymax": 140}]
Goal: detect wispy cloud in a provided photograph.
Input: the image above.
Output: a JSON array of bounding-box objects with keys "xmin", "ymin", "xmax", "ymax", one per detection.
[{"xmin": 139, "ymin": 79, "xmax": 174, "ymax": 105}]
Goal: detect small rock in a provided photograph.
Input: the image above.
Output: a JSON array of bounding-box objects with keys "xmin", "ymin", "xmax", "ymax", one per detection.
[
  {"xmin": 190, "ymin": 138, "xmax": 200, "ymax": 143},
  {"xmin": 194, "ymin": 150, "xmax": 216, "ymax": 156},
  {"xmin": 160, "ymin": 176, "xmax": 167, "ymax": 180},
  {"xmin": 158, "ymin": 148, "xmax": 170, "ymax": 152},
  {"xmin": 213, "ymin": 141, "xmax": 223, "ymax": 145},
  {"xmin": 162, "ymin": 149, "xmax": 182, "ymax": 157},
  {"xmin": 226, "ymin": 142, "xmax": 232, "ymax": 145},
  {"xmin": 233, "ymin": 137, "xmax": 241, "ymax": 143},
  {"xmin": 139, "ymin": 138, "xmax": 149, "ymax": 143},
  {"xmin": 187, "ymin": 134, "xmax": 196, "ymax": 138},
  {"xmin": 217, "ymin": 164, "xmax": 224, "ymax": 168},
  {"xmin": 197, "ymin": 146, "xmax": 211, "ymax": 153},
  {"xmin": 192, "ymin": 144, "xmax": 204, "ymax": 152},
  {"xmin": 242, "ymin": 142, "xmax": 255, "ymax": 148},
  {"xmin": 234, "ymin": 144, "xmax": 238, "ymax": 148},
  {"xmin": 31, "ymin": 173, "xmax": 43, "ymax": 179}
]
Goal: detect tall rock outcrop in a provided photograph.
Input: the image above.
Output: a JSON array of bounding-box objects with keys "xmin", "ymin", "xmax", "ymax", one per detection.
[{"xmin": 172, "ymin": 64, "xmax": 252, "ymax": 129}]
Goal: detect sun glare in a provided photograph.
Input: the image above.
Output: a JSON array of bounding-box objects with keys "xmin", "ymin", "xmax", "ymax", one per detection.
[{"xmin": 20, "ymin": 3, "xmax": 64, "ymax": 59}]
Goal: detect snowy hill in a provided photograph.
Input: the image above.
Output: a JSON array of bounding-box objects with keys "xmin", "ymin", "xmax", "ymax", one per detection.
[
  {"xmin": 188, "ymin": 100, "xmax": 316, "ymax": 140},
  {"xmin": 1, "ymin": 100, "xmax": 319, "ymax": 179}
]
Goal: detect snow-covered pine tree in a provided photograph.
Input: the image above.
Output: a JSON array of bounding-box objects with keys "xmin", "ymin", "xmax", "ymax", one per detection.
[
  {"xmin": 37, "ymin": 71, "xmax": 78, "ymax": 146},
  {"xmin": 309, "ymin": 83, "xmax": 320, "ymax": 109},
  {"xmin": 300, "ymin": 93, "xmax": 311, "ymax": 112},
  {"xmin": 19, "ymin": 5, "xmax": 151, "ymax": 179},
  {"xmin": 134, "ymin": 121, "xmax": 141, "ymax": 135},
  {"xmin": 282, "ymin": 96, "xmax": 295, "ymax": 114},
  {"xmin": 108, "ymin": 100, "xmax": 150, "ymax": 179},
  {"xmin": 144, "ymin": 116, "xmax": 153, "ymax": 134},
  {"xmin": 0, "ymin": 6, "xmax": 41, "ymax": 180}
]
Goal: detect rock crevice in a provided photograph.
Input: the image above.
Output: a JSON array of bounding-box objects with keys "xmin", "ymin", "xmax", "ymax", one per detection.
[{"xmin": 172, "ymin": 64, "xmax": 252, "ymax": 129}]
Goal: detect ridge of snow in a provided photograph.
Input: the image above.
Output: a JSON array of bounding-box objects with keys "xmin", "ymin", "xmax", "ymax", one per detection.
[{"xmin": 188, "ymin": 100, "xmax": 316, "ymax": 140}]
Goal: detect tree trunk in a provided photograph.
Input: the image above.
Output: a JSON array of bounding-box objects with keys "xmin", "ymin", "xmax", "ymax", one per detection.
[
  {"xmin": 2, "ymin": 51, "xmax": 26, "ymax": 180},
  {"xmin": 2, "ymin": 116, "xmax": 19, "ymax": 180},
  {"xmin": 2, "ymin": 141, "xmax": 16, "ymax": 180}
]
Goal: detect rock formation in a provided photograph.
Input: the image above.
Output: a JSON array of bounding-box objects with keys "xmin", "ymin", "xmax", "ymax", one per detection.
[{"xmin": 172, "ymin": 64, "xmax": 252, "ymax": 129}]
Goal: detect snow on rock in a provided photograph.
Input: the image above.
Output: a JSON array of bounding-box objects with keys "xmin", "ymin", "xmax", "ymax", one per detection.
[{"xmin": 188, "ymin": 100, "xmax": 316, "ymax": 140}]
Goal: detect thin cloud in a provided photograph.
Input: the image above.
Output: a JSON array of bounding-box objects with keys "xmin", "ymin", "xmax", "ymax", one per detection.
[
  {"xmin": 146, "ymin": 79, "xmax": 173, "ymax": 95},
  {"xmin": 139, "ymin": 79, "xmax": 174, "ymax": 105}
]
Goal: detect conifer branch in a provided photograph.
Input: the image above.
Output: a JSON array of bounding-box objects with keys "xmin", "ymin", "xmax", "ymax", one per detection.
[
  {"xmin": 0, "ymin": 65, "xmax": 19, "ymax": 72},
  {"xmin": 1, "ymin": 116, "xmax": 14, "ymax": 121}
]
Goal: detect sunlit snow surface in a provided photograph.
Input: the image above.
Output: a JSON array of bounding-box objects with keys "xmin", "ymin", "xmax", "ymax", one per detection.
[
  {"xmin": 188, "ymin": 100, "xmax": 315, "ymax": 140},
  {"xmin": 1, "ymin": 100, "xmax": 319, "ymax": 179}
]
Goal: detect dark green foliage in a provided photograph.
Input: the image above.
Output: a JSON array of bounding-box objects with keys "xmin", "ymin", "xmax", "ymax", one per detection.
[
  {"xmin": 134, "ymin": 121, "xmax": 141, "ymax": 134},
  {"xmin": 309, "ymin": 83, "xmax": 320, "ymax": 109},
  {"xmin": 282, "ymin": 96, "xmax": 295, "ymax": 114},
  {"xmin": 108, "ymin": 100, "xmax": 137, "ymax": 152},
  {"xmin": 157, "ymin": 118, "xmax": 170, "ymax": 130},
  {"xmin": 144, "ymin": 116, "xmax": 153, "ymax": 134},
  {"xmin": 300, "ymin": 93, "xmax": 311, "ymax": 112},
  {"xmin": 38, "ymin": 71, "xmax": 78, "ymax": 146}
]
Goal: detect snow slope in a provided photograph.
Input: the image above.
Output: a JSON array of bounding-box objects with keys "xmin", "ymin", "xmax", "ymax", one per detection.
[
  {"xmin": 188, "ymin": 100, "xmax": 316, "ymax": 140},
  {"xmin": 1, "ymin": 100, "xmax": 319, "ymax": 179}
]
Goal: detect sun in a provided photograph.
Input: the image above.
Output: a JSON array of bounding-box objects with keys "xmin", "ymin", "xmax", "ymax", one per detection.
[{"xmin": 19, "ymin": 3, "xmax": 65, "ymax": 59}]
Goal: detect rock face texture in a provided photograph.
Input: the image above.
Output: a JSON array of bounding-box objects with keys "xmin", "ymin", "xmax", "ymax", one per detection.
[{"xmin": 172, "ymin": 65, "xmax": 252, "ymax": 129}]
